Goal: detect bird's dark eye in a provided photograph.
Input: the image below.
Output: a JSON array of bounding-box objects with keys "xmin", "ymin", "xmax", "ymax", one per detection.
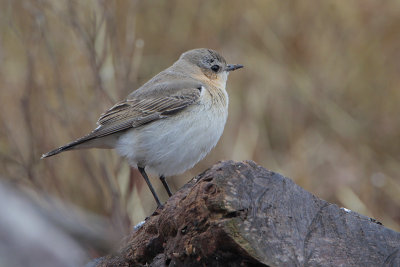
[{"xmin": 211, "ymin": 65, "xmax": 220, "ymax": 72}]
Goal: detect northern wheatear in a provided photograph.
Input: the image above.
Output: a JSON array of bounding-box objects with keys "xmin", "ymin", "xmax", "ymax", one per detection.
[{"xmin": 42, "ymin": 48, "xmax": 243, "ymax": 207}]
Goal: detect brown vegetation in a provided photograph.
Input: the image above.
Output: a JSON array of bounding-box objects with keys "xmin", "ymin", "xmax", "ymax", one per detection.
[{"xmin": 1, "ymin": 0, "xmax": 399, "ymax": 235}]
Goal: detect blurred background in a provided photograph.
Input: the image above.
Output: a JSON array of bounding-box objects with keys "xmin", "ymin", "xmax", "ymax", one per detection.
[{"xmin": 1, "ymin": 0, "xmax": 400, "ymax": 246}]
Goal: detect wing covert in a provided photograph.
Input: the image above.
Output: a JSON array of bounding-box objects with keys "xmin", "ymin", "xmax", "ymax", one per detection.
[{"xmin": 91, "ymin": 85, "xmax": 201, "ymax": 138}]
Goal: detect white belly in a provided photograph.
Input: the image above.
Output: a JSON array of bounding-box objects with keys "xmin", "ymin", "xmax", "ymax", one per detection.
[{"xmin": 115, "ymin": 99, "xmax": 228, "ymax": 176}]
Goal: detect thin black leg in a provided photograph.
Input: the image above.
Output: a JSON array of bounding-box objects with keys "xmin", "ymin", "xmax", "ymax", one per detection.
[
  {"xmin": 159, "ymin": 175, "xmax": 172, "ymax": 197},
  {"xmin": 138, "ymin": 166, "xmax": 162, "ymax": 207}
]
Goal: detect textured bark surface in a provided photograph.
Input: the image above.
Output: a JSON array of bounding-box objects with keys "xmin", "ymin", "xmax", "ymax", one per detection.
[{"xmin": 96, "ymin": 160, "xmax": 400, "ymax": 267}]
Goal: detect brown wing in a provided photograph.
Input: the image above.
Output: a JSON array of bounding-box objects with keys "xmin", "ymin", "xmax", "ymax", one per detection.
[
  {"xmin": 92, "ymin": 87, "xmax": 201, "ymax": 138},
  {"xmin": 42, "ymin": 79, "xmax": 202, "ymax": 158},
  {"xmin": 41, "ymin": 82, "xmax": 202, "ymax": 158}
]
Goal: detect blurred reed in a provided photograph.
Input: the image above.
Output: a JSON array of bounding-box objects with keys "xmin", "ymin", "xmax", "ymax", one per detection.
[{"xmin": 0, "ymin": 0, "xmax": 399, "ymax": 232}]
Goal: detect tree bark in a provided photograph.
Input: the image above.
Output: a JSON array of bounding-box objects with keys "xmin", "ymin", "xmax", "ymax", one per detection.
[{"xmin": 96, "ymin": 160, "xmax": 400, "ymax": 267}]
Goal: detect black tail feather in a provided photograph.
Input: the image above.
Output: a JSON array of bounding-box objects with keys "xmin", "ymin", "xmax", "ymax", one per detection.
[{"xmin": 41, "ymin": 135, "xmax": 94, "ymax": 159}]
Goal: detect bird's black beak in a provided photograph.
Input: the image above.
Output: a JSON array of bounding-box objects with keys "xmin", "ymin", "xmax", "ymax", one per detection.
[{"xmin": 226, "ymin": 64, "xmax": 244, "ymax": 72}]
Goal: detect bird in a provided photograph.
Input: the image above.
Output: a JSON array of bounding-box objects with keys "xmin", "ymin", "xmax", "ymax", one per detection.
[{"xmin": 41, "ymin": 48, "xmax": 243, "ymax": 207}]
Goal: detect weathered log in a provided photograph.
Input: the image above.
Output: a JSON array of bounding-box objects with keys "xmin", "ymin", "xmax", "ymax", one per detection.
[{"xmin": 96, "ymin": 160, "xmax": 400, "ymax": 266}]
